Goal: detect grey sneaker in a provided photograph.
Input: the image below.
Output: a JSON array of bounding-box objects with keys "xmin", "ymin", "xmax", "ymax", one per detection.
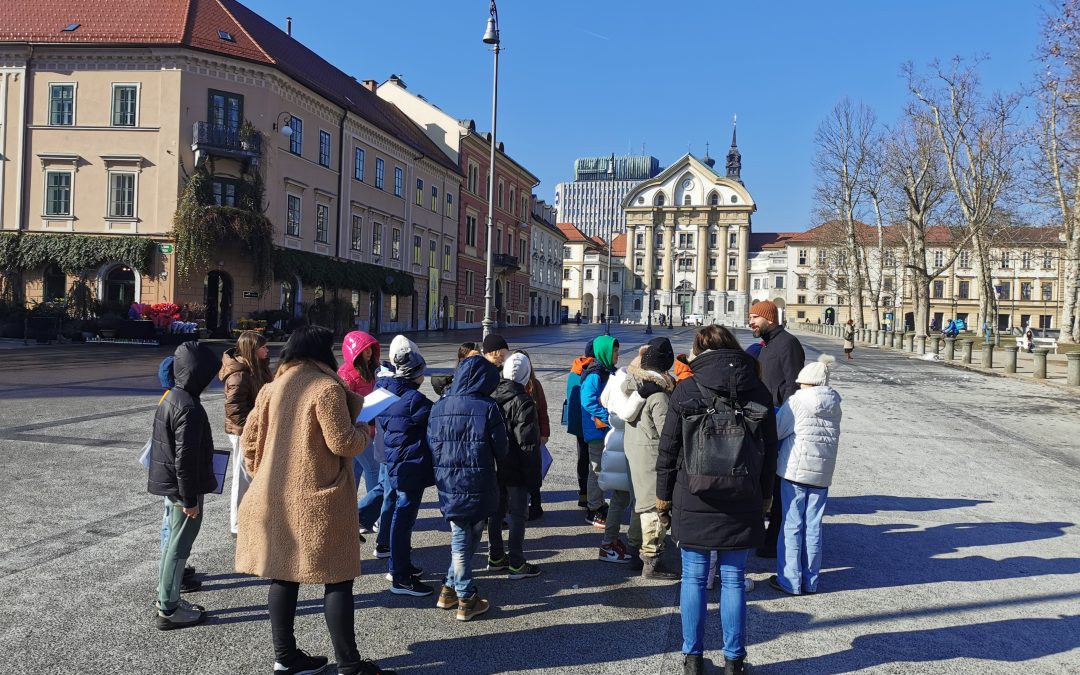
[
  {"xmin": 507, "ymin": 562, "xmax": 541, "ymax": 579},
  {"xmin": 155, "ymin": 598, "xmax": 205, "ymax": 630}
]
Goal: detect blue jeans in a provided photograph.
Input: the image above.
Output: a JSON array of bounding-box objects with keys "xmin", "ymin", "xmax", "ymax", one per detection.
[
  {"xmin": 375, "ymin": 465, "xmax": 394, "ymax": 548},
  {"xmin": 444, "ymin": 519, "xmax": 485, "ymax": 598},
  {"xmin": 681, "ymin": 547, "xmax": 750, "ymax": 661},
  {"xmin": 388, "ymin": 487, "xmax": 423, "ymax": 581},
  {"xmin": 353, "ymin": 443, "xmax": 383, "ymax": 528},
  {"xmin": 487, "ymin": 484, "xmax": 529, "ymax": 567},
  {"xmin": 777, "ymin": 478, "xmax": 828, "ymax": 594}
]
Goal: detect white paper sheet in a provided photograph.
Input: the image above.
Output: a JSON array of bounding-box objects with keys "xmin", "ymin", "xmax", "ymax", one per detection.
[{"xmin": 356, "ymin": 388, "xmax": 400, "ymax": 423}]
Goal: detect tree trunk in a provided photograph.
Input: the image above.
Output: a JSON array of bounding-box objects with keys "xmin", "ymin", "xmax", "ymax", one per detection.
[{"xmin": 1062, "ymin": 225, "xmax": 1079, "ymax": 342}]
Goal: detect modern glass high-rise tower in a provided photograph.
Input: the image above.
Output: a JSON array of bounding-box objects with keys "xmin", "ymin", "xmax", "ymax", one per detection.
[{"xmin": 554, "ymin": 155, "xmax": 662, "ymax": 239}]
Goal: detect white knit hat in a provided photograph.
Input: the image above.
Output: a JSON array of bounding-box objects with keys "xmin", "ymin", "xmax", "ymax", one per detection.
[
  {"xmin": 796, "ymin": 354, "xmax": 836, "ymax": 386},
  {"xmin": 389, "ymin": 334, "xmax": 426, "ymax": 380},
  {"xmin": 502, "ymin": 352, "xmax": 531, "ymax": 386}
]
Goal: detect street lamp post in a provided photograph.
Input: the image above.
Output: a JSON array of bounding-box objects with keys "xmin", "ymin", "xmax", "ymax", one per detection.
[
  {"xmin": 604, "ymin": 153, "xmax": 614, "ymax": 335},
  {"xmin": 481, "ymin": 1, "xmax": 500, "ymax": 340},
  {"xmin": 645, "ymin": 285, "xmax": 653, "ymax": 334},
  {"xmin": 951, "ymin": 294, "xmax": 957, "ymax": 323}
]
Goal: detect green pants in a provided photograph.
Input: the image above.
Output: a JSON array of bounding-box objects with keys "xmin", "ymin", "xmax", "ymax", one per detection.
[{"xmin": 158, "ymin": 497, "xmax": 202, "ymax": 612}]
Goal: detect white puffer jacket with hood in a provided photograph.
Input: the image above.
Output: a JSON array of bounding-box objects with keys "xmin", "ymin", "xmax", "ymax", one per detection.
[{"xmin": 775, "ymin": 384, "xmax": 842, "ymax": 488}]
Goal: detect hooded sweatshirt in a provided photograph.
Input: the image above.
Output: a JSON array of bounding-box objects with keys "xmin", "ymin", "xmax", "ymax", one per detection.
[
  {"xmin": 562, "ymin": 351, "xmax": 595, "ymax": 436},
  {"xmin": 580, "ymin": 336, "xmax": 618, "ymax": 443},
  {"xmin": 338, "ymin": 331, "xmax": 380, "ymax": 397}
]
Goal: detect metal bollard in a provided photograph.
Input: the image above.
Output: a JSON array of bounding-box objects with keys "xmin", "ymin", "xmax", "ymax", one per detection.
[
  {"xmin": 1068, "ymin": 352, "xmax": 1080, "ymax": 386},
  {"xmin": 944, "ymin": 337, "xmax": 956, "ymax": 361},
  {"xmin": 1004, "ymin": 346, "xmax": 1018, "ymax": 374},
  {"xmin": 961, "ymin": 339, "xmax": 974, "ymax": 364},
  {"xmin": 1033, "ymin": 348, "xmax": 1050, "ymax": 379},
  {"xmin": 981, "ymin": 343, "xmax": 994, "ymax": 368}
]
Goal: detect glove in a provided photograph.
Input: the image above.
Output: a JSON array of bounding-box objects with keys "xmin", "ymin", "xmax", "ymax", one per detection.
[
  {"xmin": 762, "ymin": 497, "xmax": 773, "ymax": 514},
  {"xmin": 593, "ymin": 417, "xmax": 609, "ymax": 430},
  {"xmin": 656, "ymin": 499, "xmax": 672, "ymax": 530},
  {"xmin": 637, "ymin": 381, "xmax": 664, "ymax": 399}
]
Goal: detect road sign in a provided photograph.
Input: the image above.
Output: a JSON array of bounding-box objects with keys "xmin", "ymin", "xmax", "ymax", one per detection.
[{"xmin": 158, "ymin": 244, "xmax": 174, "ymax": 254}]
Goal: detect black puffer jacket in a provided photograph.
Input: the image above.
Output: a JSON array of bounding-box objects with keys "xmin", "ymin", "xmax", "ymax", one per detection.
[
  {"xmin": 657, "ymin": 348, "xmax": 778, "ymax": 551},
  {"xmin": 492, "ymin": 378, "xmax": 542, "ymax": 489},
  {"xmin": 148, "ymin": 342, "xmax": 220, "ymax": 507},
  {"xmin": 758, "ymin": 324, "xmax": 805, "ymax": 406}
]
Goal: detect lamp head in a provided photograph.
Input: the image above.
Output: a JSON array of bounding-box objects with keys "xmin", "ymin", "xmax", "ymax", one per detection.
[
  {"xmin": 280, "ymin": 115, "xmax": 293, "ymax": 137},
  {"xmin": 482, "ymin": 17, "xmax": 500, "ymax": 44}
]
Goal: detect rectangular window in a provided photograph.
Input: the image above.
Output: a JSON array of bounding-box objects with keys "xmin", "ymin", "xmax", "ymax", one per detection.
[
  {"xmin": 108, "ymin": 172, "xmax": 135, "ymax": 218},
  {"xmin": 354, "ymin": 147, "xmax": 365, "ymax": 181},
  {"xmin": 817, "ymin": 249, "xmax": 828, "ymax": 266},
  {"xmin": 416, "ymin": 178, "xmax": 424, "ymax": 206},
  {"xmin": 389, "ymin": 295, "xmax": 398, "ymax": 322},
  {"xmin": 677, "ymin": 258, "xmax": 693, "ymax": 271},
  {"xmin": 883, "ymin": 251, "xmax": 895, "ymax": 267},
  {"xmin": 446, "ymin": 193, "xmax": 454, "ymax": 217},
  {"xmin": 520, "ymin": 239, "xmax": 527, "ymax": 263},
  {"xmin": 797, "ymin": 295, "xmax": 807, "ymax": 304},
  {"xmin": 563, "ymin": 268, "xmax": 571, "ymax": 280},
  {"xmin": 315, "ymin": 204, "xmax": 329, "ymax": 243},
  {"xmin": 319, "ymin": 130, "xmax": 331, "ymax": 167},
  {"xmin": 934, "ymin": 250, "xmax": 944, "ymax": 268},
  {"xmin": 45, "ymin": 171, "xmax": 72, "ymax": 215},
  {"xmin": 998, "ymin": 282, "xmax": 1011, "ymax": 300},
  {"xmin": 635, "ymin": 256, "xmax": 643, "ymax": 272},
  {"xmin": 209, "ymin": 89, "xmax": 243, "ymax": 132},
  {"xmin": 797, "ymin": 275, "xmax": 807, "ymax": 289},
  {"xmin": 753, "ymin": 279, "xmax": 760, "ymax": 290},
  {"xmin": 431, "ymin": 185, "xmax": 439, "ymax": 212},
  {"xmin": 375, "ymin": 158, "xmax": 385, "ymax": 189},
  {"xmin": 49, "ymin": 84, "xmax": 75, "ymax": 126},
  {"xmin": 372, "ymin": 222, "xmax": 383, "ymax": 256},
  {"xmin": 1039, "ymin": 314, "xmax": 1052, "ymax": 329},
  {"xmin": 1043, "ymin": 251, "xmax": 1053, "ymax": 269},
  {"xmin": 774, "ymin": 275, "xmax": 785, "ymax": 289},
  {"xmin": 211, "ymin": 179, "xmax": 236, "ymax": 207},
  {"xmin": 391, "ymin": 228, "xmax": 401, "ymax": 260},
  {"xmin": 1000, "ymin": 251, "xmax": 1010, "ymax": 269},
  {"xmin": 709, "ymin": 232, "xmax": 718, "ymax": 248},
  {"xmin": 636, "ymin": 233, "xmax": 644, "ymax": 249},
  {"xmin": 111, "ymin": 84, "xmax": 137, "ymax": 126},
  {"xmin": 585, "ymin": 269, "xmax": 593, "ymax": 280},
  {"xmin": 562, "ymin": 288, "xmax": 570, "ymax": 299},
  {"xmin": 1042, "ymin": 283, "xmax": 1053, "ymax": 301},
  {"xmin": 959, "ymin": 250, "xmax": 971, "ymax": 268},
  {"xmin": 468, "ymin": 163, "xmax": 479, "ymax": 193},
  {"xmin": 798, "ymin": 249, "xmax": 808, "ymax": 266},
  {"xmin": 678, "ymin": 233, "xmax": 694, "ymax": 249},
  {"xmin": 1021, "ymin": 282, "xmax": 1032, "ymax": 300},
  {"xmin": 932, "ymin": 280, "xmax": 944, "ymax": 298},
  {"xmin": 444, "ymin": 244, "xmax": 452, "ymax": 272},
  {"xmin": 413, "ymin": 234, "xmax": 422, "ymax": 264},
  {"xmin": 466, "ymin": 215, "xmax": 478, "ymax": 247},
  {"xmin": 709, "ymin": 257, "xmax": 717, "ymax": 271},
  {"xmin": 958, "ymin": 280, "xmax": 970, "ymax": 299},
  {"xmin": 465, "ymin": 270, "xmax": 475, "ymax": 295},
  {"xmin": 816, "ymin": 295, "xmax": 825, "ymax": 305},
  {"xmin": 728, "ymin": 257, "xmax": 737, "ymax": 271},
  {"xmin": 286, "ymin": 195, "xmax": 301, "ymax": 236},
  {"xmin": 817, "ymin": 274, "xmax": 827, "ymax": 289},
  {"xmin": 1022, "ymin": 251, "xmax": 1031, "ymax": 269},
  {"xmin": 288, "ymin": 116, "xmax": 303, "ymax": 155},
  {"xmin": 351, "ymin": 215, "xmax": 363, "ymax": 251},
  {"xmin": 728, "ymin": 278, "xmax": 736, "ymax": 291},
  {"xmin": 430, "ymin": 240, "xmax": 438, "ymax": 268},
  {"xmin": 729, "ymin": 232, "xmax": 737, "ymax": 248},
  {"xmin": 884, "ymin": 277, "xmax": 894, "ymax": 291},
  {"xmin": 708, "ymin": 278, "xmax": 716, "ymax": 290}
]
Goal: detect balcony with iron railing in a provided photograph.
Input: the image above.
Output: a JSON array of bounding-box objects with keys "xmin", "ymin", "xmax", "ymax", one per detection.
[
  {"xmin": 192, "ymin": 121, "xmax": 262, "ymax": 161},
  {"xmin": 493, "ymin": 253, "xmax": 519, "ymax": 270}
]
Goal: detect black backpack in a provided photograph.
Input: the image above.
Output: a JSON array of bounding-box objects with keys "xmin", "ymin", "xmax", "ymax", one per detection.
[{"xmin": 681, "ymin": 378, "xmax": 769, "ymax": 500}]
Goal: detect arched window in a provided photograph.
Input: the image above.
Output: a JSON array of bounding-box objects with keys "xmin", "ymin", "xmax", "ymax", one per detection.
[
  {"xmin": 707, "ymin": 300, "xmax": 715, "ymax": 312},
  {"xmin": 683, "ymin": 195, "xmax": 691, "ymax": 205},
  {"xmin": 655, "ymin": 192, "xmax": 666, "ymax": 206},
  {"xmin": 43, "ymin": 263, "xmax": 67, "ymax": 302},
  {"xmin": 104, "ymin": 265, "xmax": 136, "ymax": 306},
  {"xmin": 726, "ymin": 300, "xmax": 735, "ymax": 312},
  {"xmin": 708, "ymin": 191, "xmax": 719, "ymax": 206},
  {"xmin": 633, "ymin": 298, "xmax": 642, "ymax": 311}
]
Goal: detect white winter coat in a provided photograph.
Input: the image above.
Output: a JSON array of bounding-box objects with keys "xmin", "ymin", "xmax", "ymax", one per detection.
[
  {"xmin": 775, "ymin": 385, "xmax": 842, "ymax": 488},
  {"xmin": 597, "ymin": 368, "xmax": 631, "ymax": 492}
]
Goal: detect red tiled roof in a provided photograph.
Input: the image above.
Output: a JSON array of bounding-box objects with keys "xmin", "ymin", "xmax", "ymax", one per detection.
[
  {"xmin": 0, "ymin": 0, "xmax": 460, "ymax": 174},
  {"xmin": 610, "ymin": 233, "xmax": 626, "ymax": 257},
  {"xmin": 556, "ymin": 222, "xmax": 592, "ymax": 243}
]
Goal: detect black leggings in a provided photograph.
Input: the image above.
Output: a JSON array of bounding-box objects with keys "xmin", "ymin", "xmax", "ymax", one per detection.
[
  {"xmin": 576, "ymin": 435, "xmax": 590, "ymax": 495},
  {"xmin": 268, "ymin": 579, "xmax": 360, "ymax": 669},
  {"xmin": 763, "ymin": 475, "xmax": 782, "ymax": 552}
]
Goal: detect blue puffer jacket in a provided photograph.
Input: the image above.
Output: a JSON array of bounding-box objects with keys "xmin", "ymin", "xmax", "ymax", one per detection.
[
  {"xmin": 427, "ymin": 356, "xmax": 508, "ymax": 522},
  {"xmin": 580, "ymin": 362, "xmax": 612, "ymax": 444},
  {"xmin": 375, "ymin": 376, "xmax": 435, "ymax": 492}
]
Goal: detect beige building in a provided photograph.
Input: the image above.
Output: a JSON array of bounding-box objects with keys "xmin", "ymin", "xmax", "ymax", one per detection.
[
  {"xmin": 558, "ymin": 222, "xmax": 625, "ymax": 323},
  {"xmin": 0, "ymin": 0, "xmax": 460, "ymax": 336},
  {"xmin": 621, "ymin": 151, "xmax": 756, "ymax": 325}
]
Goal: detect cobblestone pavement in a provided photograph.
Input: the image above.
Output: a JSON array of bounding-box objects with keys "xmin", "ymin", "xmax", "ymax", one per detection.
[{"xmin": 1, "ymin": 324, "xmax": 1077, "ymax": 674}]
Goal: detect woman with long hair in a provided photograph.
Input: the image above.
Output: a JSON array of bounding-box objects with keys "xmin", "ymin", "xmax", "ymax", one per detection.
[
  {"xmin": 657, "ymin": 324, "xmax": 778, "ymax": 675},
  {"xmin": 339, "ymin": 331, "xmax": 385, "ymax": 534},
  {"xmin": 236, "ymin": 326, "xmax": 395, "ymax": 675},
  {"xmin": 219, "ymin": 330, "xmax": 273, "ymax": 535}
]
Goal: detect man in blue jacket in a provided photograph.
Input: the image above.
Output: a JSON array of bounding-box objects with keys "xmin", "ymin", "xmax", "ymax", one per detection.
[{"xmin": 427, "ymin": 355, "xmax": 508, "ymax": 621}]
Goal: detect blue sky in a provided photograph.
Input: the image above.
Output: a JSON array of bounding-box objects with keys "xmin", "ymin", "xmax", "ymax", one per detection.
[{"xmin": 248, "ymin": 0, "xmax": 1048, "ymax": 232}]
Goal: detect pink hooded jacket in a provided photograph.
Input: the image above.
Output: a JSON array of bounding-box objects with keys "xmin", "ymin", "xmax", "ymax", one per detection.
[{"xmin": 338, "ymin": 331, "xmax": 380, "ymax": 397}]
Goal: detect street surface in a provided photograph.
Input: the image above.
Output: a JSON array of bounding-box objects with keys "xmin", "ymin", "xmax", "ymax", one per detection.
[{"xmin": 1, "ymin": 324, "xmax": 1078, "ymax": 674}]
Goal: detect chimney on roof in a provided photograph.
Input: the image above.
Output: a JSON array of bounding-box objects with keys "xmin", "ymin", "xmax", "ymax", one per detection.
[
  {"xmin": 389, "ymin": 74, "xmax": 407, "ymax": 88},
  {"xmin": 361, "ymin": 80, "xmax": 378, "ymax": 92},
  {"xmin": 286, "ymin": 17, "xmax": 292, "ymax": 36}
]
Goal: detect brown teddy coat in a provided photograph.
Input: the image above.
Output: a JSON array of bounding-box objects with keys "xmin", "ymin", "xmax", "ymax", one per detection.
[{"xmin": 235, "ymin": 359, "xmax": 369, "ymax": 584}]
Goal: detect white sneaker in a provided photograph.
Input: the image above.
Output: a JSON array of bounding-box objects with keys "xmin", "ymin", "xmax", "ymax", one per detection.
[{"xmin": 599, "ymin": 541, "xmax": 633, "ymax": 563}]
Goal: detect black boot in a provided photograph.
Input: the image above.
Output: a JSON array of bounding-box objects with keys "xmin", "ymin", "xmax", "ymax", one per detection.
[
  {"xmin": 683, "ymin": 653, "xmax": 704, "ymax": 675},
  {"xmin": 724, "ymin": 657, "xmax": 746, "ymax": 675},
  {"xmin": 641, "ymin": 555, "xmax": 679, "ymax": 580}
]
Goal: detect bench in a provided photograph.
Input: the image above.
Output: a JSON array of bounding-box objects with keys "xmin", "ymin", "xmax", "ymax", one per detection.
[{"xmin": 1030, "ymin": 337, "xmax": 1058, "ymax": 354}]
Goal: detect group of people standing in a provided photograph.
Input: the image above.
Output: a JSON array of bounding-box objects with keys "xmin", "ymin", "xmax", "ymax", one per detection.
[{"xmin": 144, "ymin": 296, "xmax": 843, "ymax": 675}]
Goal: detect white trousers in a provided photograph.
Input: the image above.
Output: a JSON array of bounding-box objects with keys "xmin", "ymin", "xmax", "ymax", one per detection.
[{"xmin": 228, "ymin": 434, "xmax": 251, "ymax": 534}]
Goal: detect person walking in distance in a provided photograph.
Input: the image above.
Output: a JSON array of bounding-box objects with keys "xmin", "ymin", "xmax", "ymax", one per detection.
[
  {"xmin": 842, "ymin": 320, "xmax": 856, "ymax": 360},
  {"xmin": 375, "ymin": 336, "xmax": 435, "ymax": 598},
  {"xmin": 657, "ymin": 325, "xmax": 778, "ymax": 675},
  {"xmin": 219, "ymin": 330, "xmax": 272, "ymax": 535},
  {"xmin": 618, "ymin": 337, "xmax": 680, "ymax": 580},
  {"xmin": 338, "ymin": 331, "xmax": 385, "ymax": 535},
  {"xmin": 748, "ymin": 299, "xmax": 805, "ymax": 559},
  {"xmin": 581, "ymin": 336, "xmax": 620, "ymax": 530},
  {"xmin": 770, "ymin": 355, "xmax": 842, "ymax": 596},
  {"xmin": 563, "ymin": 341, "xmax": 599, "ymax": 512},
  {"xmin": 427, "ymin": 355, "xmax": 508, "ymax": 621},
  {"xmin": 148, "ymin": 342, "xmax": 221, "ymax": 630},
  {"xmin": 487, "ymin": 352, "xmax": 543, "ymax": 580},
  {"xmin": 235, "ymin": 326, "xmax": 396, "ymax": 675}
]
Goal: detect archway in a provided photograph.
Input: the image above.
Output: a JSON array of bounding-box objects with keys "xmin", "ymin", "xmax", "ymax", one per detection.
[
  {"xmin": 441, "ymin": 295, "xmax": 450, "ymax": 331},
  {"xmin": 204, "ymin": 270, "xmax": 233, "ymax": 338},
  {"xmin": 608, "ymin": 295, "xmax": 621, "ymax": 322},
  {"xmin": 43, "ymin": 264, "xmax": 66, "ymax": 303},
  {"xmin": 773, "ymin": 297, "xmax": 787, "ymax": 325},
  {"xmin": 103, "ymin": 264, "xmax": 138, "ymax": 309},
  {"xmin": 280, "ymin": 277, "xmax": 299, "ymax": 317},
  {"xmin": 581, "ymin": 293, "xmax": 594, "ymax": 323}
]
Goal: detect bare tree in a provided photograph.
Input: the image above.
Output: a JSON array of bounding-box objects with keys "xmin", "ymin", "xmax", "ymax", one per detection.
[
  {"xmin": 813, "ymin": 98, "xmax": 879, "ymax": 328},
  {"xmin": 1038, "ymin": 1, "xmax": 1080, "ymax": 342},
  {"xmin": 906, "ymin": 58, "xmax": 1022, "ymax": 337}
]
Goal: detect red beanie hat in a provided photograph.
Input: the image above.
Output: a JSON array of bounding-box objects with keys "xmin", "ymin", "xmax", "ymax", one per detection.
[{"xmin": 749, "ymin": 300, "xmax": 778, "ymax": 324}]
